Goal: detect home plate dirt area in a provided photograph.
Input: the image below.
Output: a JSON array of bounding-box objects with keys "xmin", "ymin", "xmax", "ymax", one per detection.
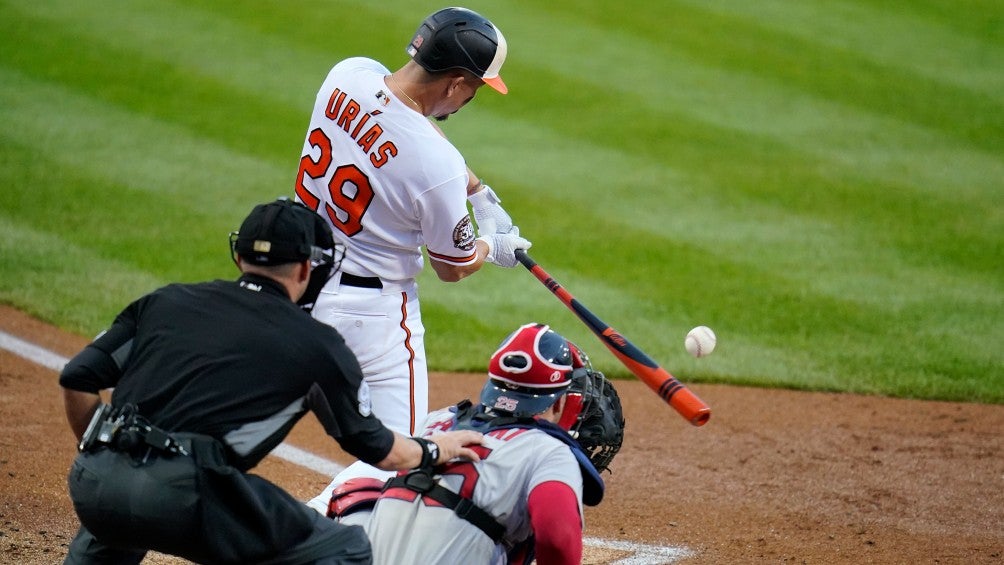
[{"xmin": 1, "ymin": 305, "xmax": 1002, "ymax": 564}]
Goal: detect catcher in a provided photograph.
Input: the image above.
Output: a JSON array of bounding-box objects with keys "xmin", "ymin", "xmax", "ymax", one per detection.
[{"xmin": 325, "ymin": 323, "xmax": 626, "ymax": 565}]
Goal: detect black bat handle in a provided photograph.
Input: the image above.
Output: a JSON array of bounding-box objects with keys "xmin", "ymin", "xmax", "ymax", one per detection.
[{"xmin": 514, "ymin": 248, "xmax": 534, "ymax": 268}]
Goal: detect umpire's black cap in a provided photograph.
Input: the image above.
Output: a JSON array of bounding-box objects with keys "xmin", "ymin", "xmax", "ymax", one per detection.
[{"xmin": 233, "ymin": 198, "xmax": 326, "ymax": 266}]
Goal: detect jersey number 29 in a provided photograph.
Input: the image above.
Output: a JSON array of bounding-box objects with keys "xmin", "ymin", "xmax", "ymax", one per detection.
[{"xmin": 295, "ymin": 128, "xmax": 374, "ymax": 237}]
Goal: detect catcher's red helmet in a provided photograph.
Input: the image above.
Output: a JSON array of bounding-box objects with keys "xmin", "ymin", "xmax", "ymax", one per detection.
[{"xmin": 480, "ymin": 323, "xmax": 586, "ymax": 417}]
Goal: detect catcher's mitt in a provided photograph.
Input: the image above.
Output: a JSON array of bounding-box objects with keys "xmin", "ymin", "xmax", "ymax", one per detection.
[{"xmin": 567, "ymin": 368, "xmax": 625, "ymax": 473}]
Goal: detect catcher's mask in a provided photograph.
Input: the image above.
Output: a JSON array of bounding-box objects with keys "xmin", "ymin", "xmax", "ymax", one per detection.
[
  {"xmin": 558, "ymin": 367, "xmax": 625, "ymax": 474},
  {"xmin": 480, "ymin": 323, "xmax": 588, "ymax": 418}
]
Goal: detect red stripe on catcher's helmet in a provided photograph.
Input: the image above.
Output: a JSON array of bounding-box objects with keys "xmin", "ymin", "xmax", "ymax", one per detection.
[{"xmin": 488, "ymin": 323, "xmax": 575, "ymax": 388}]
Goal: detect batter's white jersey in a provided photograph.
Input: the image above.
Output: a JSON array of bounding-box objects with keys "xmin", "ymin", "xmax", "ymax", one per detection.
[
  {"xmin": 363, "ymin": 409, "xmax": 585, "ymax": 565},
  {"xmin": 296, "ymin": 57, "xmax": 479, "ymax": 437},
  {"xmin": 294, "ymin": 57, "xmax": 478, "ymax": 283}
]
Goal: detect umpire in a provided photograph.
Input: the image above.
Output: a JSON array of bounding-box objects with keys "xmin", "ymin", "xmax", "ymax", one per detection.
[{"xmin": 59, "ymin": 198, "xmax": 483, "ymax": 565}]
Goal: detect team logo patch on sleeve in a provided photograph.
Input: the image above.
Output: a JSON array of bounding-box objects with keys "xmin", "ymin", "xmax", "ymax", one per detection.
[
  {"xmin": 453, "ymin": 216, "xmax": 476, "ymax": 251},
  {"xmin": 357, "ymin": 381, "xmax": 372, "ymax": 417}
]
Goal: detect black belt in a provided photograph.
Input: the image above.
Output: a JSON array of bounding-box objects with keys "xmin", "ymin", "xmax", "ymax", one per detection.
[
  {"xmin": 340, "ymin": 273, "xmax": 382, "ymax": 288},
  {"xmin": 79, "ymin": 403, "xmax": 190, "ymax": 459}
]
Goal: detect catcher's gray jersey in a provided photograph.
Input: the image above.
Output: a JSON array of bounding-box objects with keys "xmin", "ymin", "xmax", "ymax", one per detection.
[{"xmin": 363, "ymin": 408, "xmax": 584, "ymax": 564}]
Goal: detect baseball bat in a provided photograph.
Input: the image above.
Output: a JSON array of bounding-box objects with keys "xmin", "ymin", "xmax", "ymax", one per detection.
[{"xmin": 514, "ymin": 250, "xmax": 711, "ymax": 426}]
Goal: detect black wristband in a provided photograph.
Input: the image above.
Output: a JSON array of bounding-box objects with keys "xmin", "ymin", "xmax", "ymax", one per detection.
[{"xmin": 411, "ymin": 437, "xmax": 438, "ymax": 469}]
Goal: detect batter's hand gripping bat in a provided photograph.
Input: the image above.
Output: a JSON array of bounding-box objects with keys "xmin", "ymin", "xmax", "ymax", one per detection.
[{"xmin": 515, "ymin": 250, "xmax": 711, "ymax": 426}]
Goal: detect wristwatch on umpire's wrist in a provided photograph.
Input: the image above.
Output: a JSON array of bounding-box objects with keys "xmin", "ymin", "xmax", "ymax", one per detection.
[
  {"xmin": 412, "ymin": 437, "xmax": 439, "ymax": 469},
  {"xmin": 426, "ymin": 439, "xmax": 440, "ymax": 465}
]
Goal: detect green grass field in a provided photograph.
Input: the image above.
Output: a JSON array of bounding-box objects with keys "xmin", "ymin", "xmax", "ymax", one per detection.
[{"xmin": 2, "ymin": 0, "xmax": 1001, "ymax": 402}]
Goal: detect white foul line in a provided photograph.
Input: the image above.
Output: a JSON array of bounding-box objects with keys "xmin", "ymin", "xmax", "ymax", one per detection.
[
  {"xmin": 2, "ymin": 329, "xmax": 694, "ymax": 564},
  {"xmin": 270, "ymin": 442, "xmax": 346, "ymax": 477},
  {"xmin": 0, "ymin": 331, "xmax": 69, "ymax": 372}
]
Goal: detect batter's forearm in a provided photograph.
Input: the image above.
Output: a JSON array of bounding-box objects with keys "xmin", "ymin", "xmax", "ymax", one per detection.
[
  {"xmin": 429, "ymin": 240, "xmax": 490, "ymax": 282},
  {"xmin": 466, "ymin": 165, "xmax": 483, "ymax": 196}
]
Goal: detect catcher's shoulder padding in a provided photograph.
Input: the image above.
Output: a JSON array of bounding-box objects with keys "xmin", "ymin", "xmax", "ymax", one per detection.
[
  {"xmin": 452, "ymin": 400, "xmax": 609, "ymax": 506},
  {"xmin": 326, "ymin": 477, "xmax": 385, "ymax": 520}
]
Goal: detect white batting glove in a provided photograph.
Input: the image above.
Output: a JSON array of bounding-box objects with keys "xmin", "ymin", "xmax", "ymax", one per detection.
[
  {"xmin": 477, "ymin": 226, "xmax": 531, "ymax": 268},
  {"xmin": 468, "ymin": 185, "xmax": 513, "ymax": 236}
]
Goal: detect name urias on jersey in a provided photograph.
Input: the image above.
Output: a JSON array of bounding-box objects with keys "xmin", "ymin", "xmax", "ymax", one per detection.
[{"xmin": 323, "ymin": 87, "xmax": 398, "ymax": 168}]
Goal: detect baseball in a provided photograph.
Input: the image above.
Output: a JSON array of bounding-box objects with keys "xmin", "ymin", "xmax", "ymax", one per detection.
[{"xmin": 685, "ymin": 326, "xmax": 716, "ymax": 358}]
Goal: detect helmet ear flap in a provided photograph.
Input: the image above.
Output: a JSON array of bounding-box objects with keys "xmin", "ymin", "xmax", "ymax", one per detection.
[
  {"xmin": 558, "ymin": 367, "xmax": 592, "ymax": 431},
  {"xmin": 568, "ymin": 341, "xmax": 589, "ymax": 369},
  {"xmin": 557, "ymin": 389, "xmax": 585, "ymax": 431}
]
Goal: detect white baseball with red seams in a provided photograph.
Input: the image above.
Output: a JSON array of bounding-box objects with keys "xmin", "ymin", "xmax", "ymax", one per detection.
[{"xmin": 685, "ymin": 326, "xmax": 717, "ymax": 358}]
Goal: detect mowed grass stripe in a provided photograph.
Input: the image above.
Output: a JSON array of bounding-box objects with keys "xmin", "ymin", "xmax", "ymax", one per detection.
[
  {"xmin": 672, "ymin": 0, "xmax": 1004, "ymax": 96},
  {"xmin": 432, "ymin": 4, "xmax": 1002, "ymax": 282},
  {"xmin": 482, "ymin": 3, "xmax": 1002, "ymax": 189},
  {"xmin": 0, "ymin": 215, "xmax": 164, "ymax": 334},
  {"xmin": 4, "ymin": 0, "xmax": 324, "ymax": 107},
  {"xmin": 0, "ymin": 1, "xmax": 310, "ymax": 161},
  {"xmin": 168, "ymin": 0, "xmax": 415, "ymax": 66},
  {"xmin": 544, "ymin": 0, "xmax": 1003, "ymax": 151},
  {"xmin": 0, "ymin": 69, "xmax": 286, "ymax": 214},
  {"xmin": 0, "ymin": 134, "xmax": 231, "ymax": 287}
]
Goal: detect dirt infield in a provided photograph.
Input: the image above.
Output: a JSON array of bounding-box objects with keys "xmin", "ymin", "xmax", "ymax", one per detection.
[{"xmin": 2, "ymin": 305, "xmax": 1002, "ymax": 564}]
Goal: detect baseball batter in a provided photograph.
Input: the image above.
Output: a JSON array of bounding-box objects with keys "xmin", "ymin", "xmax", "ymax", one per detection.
[
  {"xmin": 326, "ymin": 323, "xmax": 626, "ymax": 565},
  {"xmin": 295, "ymin": 7, "xmax": 530, "ymax": 502}
]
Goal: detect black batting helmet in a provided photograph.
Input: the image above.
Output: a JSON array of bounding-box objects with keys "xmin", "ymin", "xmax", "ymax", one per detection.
[{"xmin": 406, "ymin": 7, "xmax": 508, "ymax": 94}]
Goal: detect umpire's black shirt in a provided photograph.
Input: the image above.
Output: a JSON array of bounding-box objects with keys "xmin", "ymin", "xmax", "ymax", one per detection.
[{"xmin": 60, "ymin": 273, "xmax": 393, "ymax": 471}]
